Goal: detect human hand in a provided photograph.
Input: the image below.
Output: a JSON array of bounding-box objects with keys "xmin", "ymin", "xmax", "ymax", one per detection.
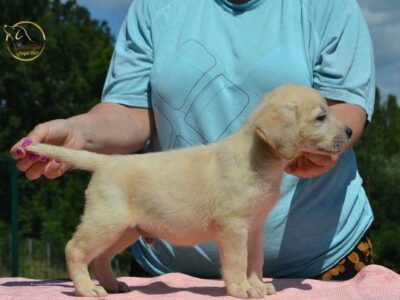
[
  {"xmin": 285, "ymin": 152, "xmax": 339, "ymax": 178},
  {"xmin": 10, "ymin": 119, "xmax": 86, "ymax": 180}
]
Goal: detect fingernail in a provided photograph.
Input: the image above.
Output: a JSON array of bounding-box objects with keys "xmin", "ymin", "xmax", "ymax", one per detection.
[
  {"xmin": 28, "ymin": 152, "xmax": 39, "ymax": 161},
  {"xmin": 40, "ymin": 156, "xmax": 49, "ymax": 163},
  {"xmin": 16, "ymin": 148, "xmax": 24, "ymax": 157},
  {"xmin": 22, "ymin": 139, "xmax": 33, "ymax": 147}
]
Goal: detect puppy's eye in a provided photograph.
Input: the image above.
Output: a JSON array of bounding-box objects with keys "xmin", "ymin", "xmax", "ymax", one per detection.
[{"xmin": 315, "ymin": 115, "xmax": 326, "ymax": 122}]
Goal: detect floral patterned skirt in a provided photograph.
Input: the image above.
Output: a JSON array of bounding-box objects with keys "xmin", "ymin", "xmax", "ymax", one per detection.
[
  {"xmin": 131, "ymin": 234, "xmax": 374, "ymax": 280},
  {"xmin": 315, "ymin": 234, "xmax": 373, "ymax": 281}
]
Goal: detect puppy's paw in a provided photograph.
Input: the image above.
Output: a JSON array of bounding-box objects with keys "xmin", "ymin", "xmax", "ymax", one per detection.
[
  {"xmin": 75, "ymin": 285, "xmax": 108, "ymax": 297},
  {"xmin": 117, "ymin": 281, "xmax": 130, "ymax": 293},
  {"xmin": 248, "ymin": 275, "xmax": 276, "ymax": 296},
  {"xmin": 227, "ymin": 280, "xmax": 265, "ymax": 299},
  {"xmin": 251, "ymin": 280, "xmax": 276, "ymax": 296},
  {"xmin": 103, "ymin": 280, "xmax": 130, "ymax": 294}
]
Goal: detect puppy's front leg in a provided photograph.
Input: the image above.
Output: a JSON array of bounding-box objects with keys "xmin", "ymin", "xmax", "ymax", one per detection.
[
  {"xmin": 247, "ymin": 225, "xmax": 276, "ymax": 296},
  {"xmin": 217, "ymin": 220, "xmax": 264, "ymax": 299}
]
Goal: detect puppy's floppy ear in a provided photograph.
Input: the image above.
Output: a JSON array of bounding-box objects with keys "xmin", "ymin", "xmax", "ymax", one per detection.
[{"xmin": 255, "ymin": 104, "xmax": 299, "ymax": 160}]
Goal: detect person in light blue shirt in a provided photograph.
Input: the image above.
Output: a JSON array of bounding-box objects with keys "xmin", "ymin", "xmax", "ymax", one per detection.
[
  {"xmin": 102, "ymin": 0, "xmax": 375, "ymax": 279},
  {"xmin": 12, "ymin": 0, "xmax": 375, "ymax": 280}
]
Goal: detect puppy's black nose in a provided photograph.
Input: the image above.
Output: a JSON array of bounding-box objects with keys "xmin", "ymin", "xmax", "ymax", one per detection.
[{"xmin": 345, "ymin": 127, "xmax": 352, "ymax": 138}]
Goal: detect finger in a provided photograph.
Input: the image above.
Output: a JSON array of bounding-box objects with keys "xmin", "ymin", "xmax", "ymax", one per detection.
[
  {"xmin": 302, "ymin": 153, "xmax": 330, "ymax": 165},
  {"xmin": 10, "ymin": 145, "xmax": 27, "ymax": 160},
  {"xmin": 289, "ymin": 156, "xmax": 312, "ymax": 171},
  {"xmin": 297, "ymin": 156, "xmax": 308, "ymax": 170},
  {"xmin": 11, "ymin": 123, "xmax": 50, "ymax": 159},
  {"xmin": 25, "ymin": 161, "xmax": 46, "ymax": 181},
  {"xmin": 303, "ymin": 153, "xmax": 338, "ymax": 166},
  {"xmin": 24, "ymin": 155, "xmax": 54, "ymax": 180},
  {"xmin": 285, "ymin": 164, "xmax": 327, "ymax": 178},
  {"xmin": 285, "ymin": 155, "xmax": 332, "ymax": 178},
  {"xmin": 16, "ymin": 151, "xmax": 42, "ymax": 172},
  {"xmin": 43, "ymin": 160, "xmax": 70, "ymax": 180},
  {"xmin": 10, "ymin": 139, "xmax": 33, "ymax": 160}
]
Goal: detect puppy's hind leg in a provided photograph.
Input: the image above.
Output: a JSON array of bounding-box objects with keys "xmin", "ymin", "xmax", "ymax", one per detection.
[
  {"xmin": 66, "ymin": 226, "xmax": 128, "ymax": 297},
  {"xmin": 65, "ymin": 187, "xmax": 133, "ymax": 297},
  {"xmin": 91, "ymin": 228, "xmax": 141, "ymax": 294}
]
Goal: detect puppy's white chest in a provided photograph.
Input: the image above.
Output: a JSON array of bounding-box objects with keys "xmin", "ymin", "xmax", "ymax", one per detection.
[{"xmin": 249, "ymin": 192, "xmax": 280, "ymax": 229}]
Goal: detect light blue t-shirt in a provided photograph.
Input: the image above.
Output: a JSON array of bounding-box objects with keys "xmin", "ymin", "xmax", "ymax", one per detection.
[{"xmin": 102, "ymin": 0, "xmax": 375, "ymax": 278}]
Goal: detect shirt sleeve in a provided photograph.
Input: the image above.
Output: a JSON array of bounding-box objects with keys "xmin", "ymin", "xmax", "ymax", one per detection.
[
  {"xmin": 311, "ymin": 0, "xmax": 375, "ymax": 121},
  {"xmin": 101, "ymin": 0, "xmax": 153, "ymax": 108}
]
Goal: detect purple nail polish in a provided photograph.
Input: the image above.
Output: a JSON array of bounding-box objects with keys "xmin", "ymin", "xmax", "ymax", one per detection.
[
  {"xmin": 22, "ymin": 139, "xmax": 33, "ymax": 147},
  {"xmin": 40, "ymin": 156, "xmax": 49, "ymax": 163},
  {"xmin": 28, "ymin": 152, "xmax": 39, "ymax": 161},
  {"xmin": 16, "ymin": 149, "xmax": 24, "ymax": 157}
]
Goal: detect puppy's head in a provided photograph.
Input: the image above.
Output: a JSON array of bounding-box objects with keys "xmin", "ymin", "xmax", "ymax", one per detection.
[{"xmin": 252, "ymin": 85, "xmax": 352, "ymax": 160}]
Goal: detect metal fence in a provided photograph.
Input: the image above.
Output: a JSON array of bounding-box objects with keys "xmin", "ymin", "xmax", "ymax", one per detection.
[
  {"xmin": 0, "ymin": 162, "xmax": 18, "ymax": 277},
  {"xmin": 0, "ymin": 162, "xmax": 73, "ymax": 278},
  {"xmin": 0, "ymin": 162, "xmax": 130, "ymax": 279}
]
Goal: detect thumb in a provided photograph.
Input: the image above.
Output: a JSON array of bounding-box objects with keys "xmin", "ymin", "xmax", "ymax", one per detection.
[{"xmin": 11, "ymin": 123, "xmax": 50, "ymax": 159}]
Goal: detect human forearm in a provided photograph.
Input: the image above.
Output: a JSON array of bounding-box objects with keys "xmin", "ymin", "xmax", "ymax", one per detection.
[
  {"xmin": 11, "ymin": 102, "xmax": 153, "ymax": 180},
  {"xmin": 70, "ymin": 102, "xmax": 153, "ymax": 154}
]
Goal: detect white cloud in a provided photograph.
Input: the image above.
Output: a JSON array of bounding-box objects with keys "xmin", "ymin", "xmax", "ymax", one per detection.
[{"xmin": 358, "ymin": 0, "xmax": 400, "ymax": 98}]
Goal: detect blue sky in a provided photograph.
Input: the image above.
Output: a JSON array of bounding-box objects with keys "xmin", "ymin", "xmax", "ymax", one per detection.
[{"xmin": 77, "ymin": 0, "xmax": 400, "ymax": 101}]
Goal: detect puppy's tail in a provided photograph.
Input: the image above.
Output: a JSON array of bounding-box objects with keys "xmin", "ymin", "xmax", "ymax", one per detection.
[{"xmin": 25, "ymin": 143, "xmax": 106, "ymax": 172}]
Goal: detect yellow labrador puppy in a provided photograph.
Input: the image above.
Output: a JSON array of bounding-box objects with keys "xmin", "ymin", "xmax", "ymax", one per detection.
[{"xmin": 25, "ymin": 84, "xmax": 352, "ymax": 299}]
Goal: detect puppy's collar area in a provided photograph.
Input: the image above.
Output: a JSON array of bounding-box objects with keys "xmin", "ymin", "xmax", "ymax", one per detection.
[{"xmin": 245, "ymin": 132, "xmax": 290, "ymax": 180}]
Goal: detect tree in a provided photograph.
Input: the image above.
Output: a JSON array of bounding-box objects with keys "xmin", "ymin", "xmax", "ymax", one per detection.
[
  {"xmin": 0, "ymin": 0, "xmax": 113, "ymax": 132},
  {"xmin": 355, "ymin": 89, "xmax": 400, "ymax": 272},
  {"xmin": 0, "ymin": 0, "xmax": 116, "ymax": 276}
]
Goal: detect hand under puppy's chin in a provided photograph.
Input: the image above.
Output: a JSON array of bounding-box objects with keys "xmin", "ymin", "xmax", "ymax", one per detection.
[{"xmin": 297, "ymin": 147, "xmax": 343, "ymax": 156}]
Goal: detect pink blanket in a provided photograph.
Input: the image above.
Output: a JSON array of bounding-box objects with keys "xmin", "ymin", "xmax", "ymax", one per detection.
[{"xmin": 0, "ymin": 265, "xmax": 399, "ymax": 299}]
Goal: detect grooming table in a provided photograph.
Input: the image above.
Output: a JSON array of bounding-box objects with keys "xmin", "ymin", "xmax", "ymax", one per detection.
[{"xmin": 0, "ymin": 265, "xmax": 399, "ymax": 299}]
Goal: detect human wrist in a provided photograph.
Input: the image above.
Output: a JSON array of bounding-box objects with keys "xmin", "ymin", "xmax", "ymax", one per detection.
[{"xmin": 68, "ymin": 103, "xmax": 151, "ymax": 154}]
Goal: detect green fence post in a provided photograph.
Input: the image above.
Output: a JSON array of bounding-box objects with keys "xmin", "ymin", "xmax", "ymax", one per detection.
[{"xmin": 10, "ymin": 162, "xmax": 19, "ymax": 277}]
